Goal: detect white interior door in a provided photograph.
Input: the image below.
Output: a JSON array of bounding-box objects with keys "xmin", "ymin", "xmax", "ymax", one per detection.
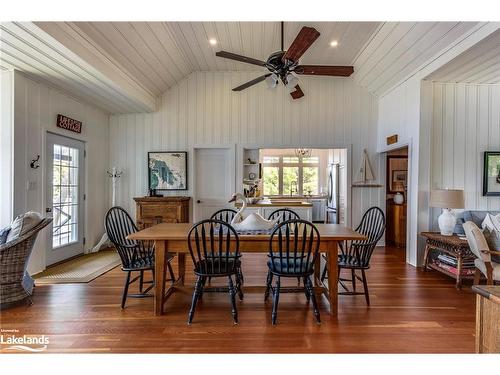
[
  {"xmin": 194, "ymin": 147, "xmax": 234, "ymax": 221},
  {"xmin": 45, "ymin": 132, "xmax": 85, "ymax": 265}
]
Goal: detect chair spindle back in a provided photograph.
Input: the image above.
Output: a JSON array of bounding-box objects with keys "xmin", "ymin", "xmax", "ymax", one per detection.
[
  {"xmin": 342, "ymin": 207, "xmax": 385, "ymax": 267},
  {"xmin": 267, "ymin": 208, "xmax": 300, "ymax": 224},
  {"xmin": 268, "ymin": 219, "xmax": 320, "ymax": 275},
  {"xmin": 105, "ymin": 206, "xmax": 153, "ymax": 269},
  {"xmin": 187, "ymin": 219, "xmax": 240, "ymax": 275},
  {"xmin": 211, "ymin": 209, "xmax": 238, "ymax": 224}
]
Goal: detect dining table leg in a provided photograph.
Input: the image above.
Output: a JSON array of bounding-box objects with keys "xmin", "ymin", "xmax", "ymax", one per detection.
[
  {"xmin": 154, "ymin": 240, "xmax": 167, "ymax": 316},
  {"xmin": 326, "ymin": 240, "xmax": 338, "ymax": 316}
]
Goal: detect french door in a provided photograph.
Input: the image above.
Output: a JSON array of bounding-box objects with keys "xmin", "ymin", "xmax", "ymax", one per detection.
[{"xmin": 45, "ymin": 133, "xmax": 85, "ymax": 265}]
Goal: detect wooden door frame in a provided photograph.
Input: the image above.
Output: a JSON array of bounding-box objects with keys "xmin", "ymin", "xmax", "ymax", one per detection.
[{"xmin": 380, "ymin": 141, "xmax": 413, "ymax": 264}]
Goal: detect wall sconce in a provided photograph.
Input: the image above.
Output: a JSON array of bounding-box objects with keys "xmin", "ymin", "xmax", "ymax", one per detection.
[{"xmin": 30, "ymin": 155, "xmax": 40, "ymax": 169}]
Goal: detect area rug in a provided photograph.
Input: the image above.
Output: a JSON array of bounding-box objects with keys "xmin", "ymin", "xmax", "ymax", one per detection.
[{"xmin": 33, "ymin": 249, "xmax": 121, "ymax": 284}]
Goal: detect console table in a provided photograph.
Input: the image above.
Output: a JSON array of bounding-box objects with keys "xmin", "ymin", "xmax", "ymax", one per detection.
[{"xmin": 421, "ymin": 232, "xmax": 475, "ymax": 289}]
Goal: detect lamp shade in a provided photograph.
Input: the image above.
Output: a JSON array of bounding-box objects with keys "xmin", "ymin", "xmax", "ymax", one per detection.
[
  {"xmin": 393, "ymin": 181, "xmax": 405, "ymax": 192},
  {"xmin": 265, "ymin": 73, "xmax": 278, "ymax": 89},
  {"xmin": 429, "ymin": 189, "xmax": 464, "ymax": 209}
]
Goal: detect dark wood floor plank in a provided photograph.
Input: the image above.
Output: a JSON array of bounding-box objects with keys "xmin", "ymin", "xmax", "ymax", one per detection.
[{"xmin": 0, "ymin": 247, "xmax": 475, "ymax": 353}]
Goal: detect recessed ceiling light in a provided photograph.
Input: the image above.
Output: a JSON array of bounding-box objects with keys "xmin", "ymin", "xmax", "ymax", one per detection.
[
  {"xmin": 209, "ymin": 38, "xmax": 217, "ymax": 45},
  {"xmin": 330, "ymin": 40, "xmax": 338, "ymax": 47}
]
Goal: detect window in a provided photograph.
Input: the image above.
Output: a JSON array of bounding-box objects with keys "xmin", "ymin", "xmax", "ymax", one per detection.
[
  {"xmin": 52, "ymin": 144, "xmax": 79, "ymax": 247},
  {"xmin": 261, "ymin": 154, "xmax": 320, "ymax": 196}
]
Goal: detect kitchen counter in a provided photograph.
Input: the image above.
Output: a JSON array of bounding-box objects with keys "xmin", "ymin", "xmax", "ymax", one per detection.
[
  {"xmin": 234, "ymin": 198, "xmax": 316, "ymax": 221},
  {"xmin": 236, "ymin": 200, "xmax": 313, "ymax": 207}
]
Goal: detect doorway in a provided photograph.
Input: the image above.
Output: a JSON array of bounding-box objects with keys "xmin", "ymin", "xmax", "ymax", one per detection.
[
  {"xmin": 385, "ymin": 147, "xmax": 408, "ymax": 248},
  {"xmin": 193, "ymin": 147, "xmax": 235, "ymax": 221},
  {"xmin": 45, "ymin": 132, "xmax": 85, "ymax": 265}
]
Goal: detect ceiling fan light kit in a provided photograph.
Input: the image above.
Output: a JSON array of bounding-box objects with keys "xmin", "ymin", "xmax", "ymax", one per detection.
[
  {"xmin": 215, "ymin": 22, "xmax": 354, "ymax": 100},
  {"xmin": 285, "ymin": 72, "xmax": 299, "ymax": 91},
  {"xmin": 265, "ymin": 73, "xmax": 279, "ymax": 88}
]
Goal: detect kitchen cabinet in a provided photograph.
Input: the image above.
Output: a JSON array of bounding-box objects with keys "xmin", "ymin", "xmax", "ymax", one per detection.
[{"xmin": 309, "ymin": 198, "xmax": 326, "ymax": 222}]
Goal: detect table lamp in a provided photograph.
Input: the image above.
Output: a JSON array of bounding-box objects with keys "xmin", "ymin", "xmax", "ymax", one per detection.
[
  {"xmin": 429, "ymin": 189, "xmax": 464, "ymax": 236},
  {"xmin": 393, "ymin": 181, "xmax": 405, "ymax": 204}
]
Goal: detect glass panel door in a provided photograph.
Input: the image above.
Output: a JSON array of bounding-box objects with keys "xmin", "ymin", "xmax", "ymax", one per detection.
[
  {"xmin": 46, "ymin": 133, "xmax": 85, "ymax": 265},
  {"xmin": 52, "ymin": 144, "xmax": 79, "ymax": 248}
]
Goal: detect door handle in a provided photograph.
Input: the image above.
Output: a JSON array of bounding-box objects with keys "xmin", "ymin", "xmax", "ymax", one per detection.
[
  {"xmin": 197, "ymin": 200, "xmax": 202, "ymax": 204},
  {"xmin": 46, "ymin": 207, "xmax": 52, "ymax": 213}
]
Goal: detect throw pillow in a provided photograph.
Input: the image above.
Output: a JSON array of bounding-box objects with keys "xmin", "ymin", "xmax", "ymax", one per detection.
[
  {"xmin": 481, "ymin": 213, "xmax": 500, "ymax": 232},
  {"xmin": 0, "ymin": 226, "xmax": 11, "ymax": 244},
  {"xmin": 6, "ymin": 211, "xmax": 43, "ymax": 242},
  {"xmin": 482, "ymin": 227, "xmax": 500, "ymax": 263}
]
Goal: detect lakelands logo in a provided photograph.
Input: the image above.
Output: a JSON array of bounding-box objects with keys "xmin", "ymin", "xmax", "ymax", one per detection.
[{"xmin": 0, "ymin": 329, "xmax": 49, "ymax": 352}]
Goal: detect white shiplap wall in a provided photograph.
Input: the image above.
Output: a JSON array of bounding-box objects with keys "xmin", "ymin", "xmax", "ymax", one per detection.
[
  {"xmin": 109, "ymin": 71, "xmax": 383, "ymax": 227},
  {"xmin": 12, "ymin": 71, "xmax": 110, "ymax": 274},
  {"xmin": 376, "ymin": 23, "xmax": 500, "ymax": 266},
  {"xmin": 0, "ymin": 70, "xmax": 13, "ymax": 227},
  {"xmin": 431, "ymin": 82, "xmax": 500, "ymax": 212}
]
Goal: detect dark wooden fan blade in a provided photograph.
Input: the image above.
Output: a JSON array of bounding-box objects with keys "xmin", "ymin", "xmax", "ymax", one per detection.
[
  {"xmin": 216, "ymin": 51, "xmax": 267, "ymax": 67},
  {"xmin": 295, "ymin": 65, "xmax": 354, "ymax": 76},
  {"xmin": 233, "ymin": 74, "xmax": 272, "ymax": 91},
  {"xmin": 290, "ymin": 85, "xmax": 304, "ymax": 100},
  {"xmin": 282, "ymin": 27, "xmax": 320, "ymax": 63}
]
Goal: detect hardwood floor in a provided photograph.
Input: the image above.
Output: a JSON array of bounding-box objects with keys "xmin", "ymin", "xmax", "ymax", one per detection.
[{"xmin": 0, "ymin": 247, "xmax": 475, "ymax": 353}]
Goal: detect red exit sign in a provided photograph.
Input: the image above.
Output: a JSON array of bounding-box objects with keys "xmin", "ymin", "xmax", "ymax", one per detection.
[{"xmin": 57, "ymin": 114, "xmax": 82, "ymax": 134}]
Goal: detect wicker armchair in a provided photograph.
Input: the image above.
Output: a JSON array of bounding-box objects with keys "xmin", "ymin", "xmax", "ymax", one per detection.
[{"xmin": 0, "ymin": 218, "xmax": 52, "ymax": 309}]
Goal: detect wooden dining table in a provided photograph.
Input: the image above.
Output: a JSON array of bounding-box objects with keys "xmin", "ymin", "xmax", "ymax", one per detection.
[{"xmin": 128, "ymin": 223, "xmax": 365, "ymax": 316}]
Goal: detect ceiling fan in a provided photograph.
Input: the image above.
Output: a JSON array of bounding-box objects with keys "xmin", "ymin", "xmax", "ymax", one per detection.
[{"xmin": 215, "ymin": 22, "xmax": 354, "ymax": 99}]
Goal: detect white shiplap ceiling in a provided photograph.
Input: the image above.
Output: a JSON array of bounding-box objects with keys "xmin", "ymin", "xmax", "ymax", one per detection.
[
  {"xmin": 426, "ymin": 28, "xmax": 500, "ymax": 84},
  {"xmin": 0, "ymin": 22, "xmax": 156, "ymax": 113},
  {"xmin": 353, "ymin": 22, "xmax": 480, "ymax": 96},
  {"xmin": 61, "ymin": 22, "xmax": 381, "ymax": 97},
  {"xmin": 2, "ymin": 21, "xmax": 495, "ymax": 114}
]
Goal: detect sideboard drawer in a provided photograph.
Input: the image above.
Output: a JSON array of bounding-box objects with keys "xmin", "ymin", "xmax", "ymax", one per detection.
[
  {"xmin": 141, "ymin": 204, "xmax": 178, "ymax": 219},
  {"xmin": 134, "ymin": 197, "xmax": 190, "ymax": 229}
]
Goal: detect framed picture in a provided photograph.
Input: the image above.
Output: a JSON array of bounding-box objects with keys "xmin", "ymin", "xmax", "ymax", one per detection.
[
  {"xmin": 148, "ymin": 151, "xmax": 188, "ymax": 191},
  {"xmin": 386, "ymin": 155, "xmax": 408, "ymax": 193},
  {"xmin": 392, "ymin": 170, "xmax": 407, "ymax": 184},
  {"xmin": 483, "ymin": 151, "xmax": 500, "ymax": 196}
]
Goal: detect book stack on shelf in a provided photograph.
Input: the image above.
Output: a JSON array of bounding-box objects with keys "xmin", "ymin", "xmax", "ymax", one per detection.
[{"xmin": 431, "ymin": 254, "xmax": 475, "ymax": 276}]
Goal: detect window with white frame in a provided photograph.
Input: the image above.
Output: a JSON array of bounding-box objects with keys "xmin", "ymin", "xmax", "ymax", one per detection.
[{"xmin": 261, "ymin": 154, "xmax": 319, "ymax": 196}]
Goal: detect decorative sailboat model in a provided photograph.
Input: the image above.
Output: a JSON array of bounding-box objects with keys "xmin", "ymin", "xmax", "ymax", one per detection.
[{"xmin": 352, "ymin": 149, "xmax": 382, "ymax": 188}]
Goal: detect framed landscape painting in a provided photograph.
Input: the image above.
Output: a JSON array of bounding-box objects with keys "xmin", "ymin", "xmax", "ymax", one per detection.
[
  {"xmin": 483, "ymin": 151, "xmax": 500, "ymax": 196},
  {"xmin": 148, "ymin": 151, "xmax": 188, "ymax": 191}
]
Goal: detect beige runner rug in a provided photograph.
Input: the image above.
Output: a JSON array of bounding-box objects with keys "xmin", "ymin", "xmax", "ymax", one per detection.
[{"xmin": 33, "ymin": 249, "xmax": 121, "ymax": 284}]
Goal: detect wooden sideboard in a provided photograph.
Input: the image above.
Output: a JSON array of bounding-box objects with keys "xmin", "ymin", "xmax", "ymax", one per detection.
[
  {"xmin": 386, "ymin": 201, "xmax": 406, "ymax": 247},
  {"xmin": 134, "ymin": 197, "xmax": 190, "ymax": 229},
  {"xmin": 473, "ymin": 285, "xmax": 500, "ymax": 353}
]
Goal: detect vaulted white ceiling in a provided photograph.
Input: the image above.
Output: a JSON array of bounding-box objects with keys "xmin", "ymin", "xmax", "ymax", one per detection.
[
  {"xmin": 353, "ymin": 22, "xmax": 479, "ymax": 95},
  {"xmin": 47, "ymin": 22, "xmax": 380, "ymax": 96},
  {"xmin": 426, "ymin": 28, "xmax": 500, "ymax": 84},
  {"xmin": 0, "ymin": 22, "xmax": 156, "ymax": 113},
  {"xmin": 2, "ymin": 21, "xmax": 496, "ymax": 114}
]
